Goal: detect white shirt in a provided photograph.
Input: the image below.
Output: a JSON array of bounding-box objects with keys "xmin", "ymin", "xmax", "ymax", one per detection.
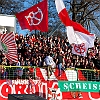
[{"xmin": 44, "ymin": 56, "xmax": 56, "ymax": 68}]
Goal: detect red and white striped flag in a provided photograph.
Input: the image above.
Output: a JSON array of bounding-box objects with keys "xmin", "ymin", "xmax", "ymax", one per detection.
[
  {"xmin": 0, "ymin": 32, "xmax": 18, "ymax": 64},
  {"xmin": 55, "ymin": 0, "xmax": 95, "ymax": 49}
]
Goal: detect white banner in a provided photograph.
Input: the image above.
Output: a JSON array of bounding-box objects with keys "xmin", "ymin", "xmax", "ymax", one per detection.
[{"xmin": 0, "ymin": 14, "xmax": 16, "ymax": 33}]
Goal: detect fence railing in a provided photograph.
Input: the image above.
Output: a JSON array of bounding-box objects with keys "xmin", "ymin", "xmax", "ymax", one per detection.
[
  {"xmin": 0, "ymin": 65, "xmax": 100, "ymax": 81},
  {"xmin": 77, "ymin": 68, "xmax": 100, "ymax": 81}
]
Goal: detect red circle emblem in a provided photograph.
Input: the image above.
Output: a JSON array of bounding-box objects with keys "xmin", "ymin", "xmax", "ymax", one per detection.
[{"xmin": 74, "ymin": 43, "xmax": 86, "ymax": 54}]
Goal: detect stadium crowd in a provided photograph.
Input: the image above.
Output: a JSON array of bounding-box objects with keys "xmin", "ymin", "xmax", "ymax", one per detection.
[
  {"xmin": 0, "ymin": 33, "xmax": 100, "ymax": 80},
  {"xmin": 0, "ymin": 33, "xmax": 100, "ymax": 70}
]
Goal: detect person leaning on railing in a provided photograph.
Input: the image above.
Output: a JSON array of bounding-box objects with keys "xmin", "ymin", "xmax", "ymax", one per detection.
[
  {"xmin": 44, "ymin": 52, "xmax": 56, "ymax": 78},
  {"xmin": 0, "ymin": 65, "xmax": 8, "ymax": 79},
  {"xmin": 0, "ymin": 57, "xmax": 8, "ymax": 79},
  {"xmin": 1, "ymin": 57, "xmax": 7, "ymax": 66}
]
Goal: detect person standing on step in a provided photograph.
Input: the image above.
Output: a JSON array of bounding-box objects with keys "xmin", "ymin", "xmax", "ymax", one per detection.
[
  {"xmin": 44, "ymin": 52, "xmax": 56, "ymax": 78},
  {"xmin": 56, "ymin": 51, "xmax": 65, "ymax": 76}
]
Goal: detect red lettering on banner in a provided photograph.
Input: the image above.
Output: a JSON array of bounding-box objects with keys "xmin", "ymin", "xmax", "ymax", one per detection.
[
  {"xmin": 88, "ymin": 92, "xmax": 100, "ymax": 100},
  {"xmin": 15, "ymin": 85, "xmax": 28, "ymax": 94},
  {"xmin": 0, "ymin": 82, "xmax": 12, "ymax": 99},
  {"xmin": 0, "ymin": 80, "xmax": 100, "ymax": 100}
]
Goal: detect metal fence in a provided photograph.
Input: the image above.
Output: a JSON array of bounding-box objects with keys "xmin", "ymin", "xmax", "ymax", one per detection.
[
  {"xmin": 77, "ymin": 69, "xmax": 100, "ymax": 81},
  {"xmin": 0, "ymin": 65, "xmax": 100, "ymax": 81}
]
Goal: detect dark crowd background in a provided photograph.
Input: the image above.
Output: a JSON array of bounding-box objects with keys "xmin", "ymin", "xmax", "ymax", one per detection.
[{"xmin": 0, "ymin": 33, "xmax": 100, "ymax": 70}]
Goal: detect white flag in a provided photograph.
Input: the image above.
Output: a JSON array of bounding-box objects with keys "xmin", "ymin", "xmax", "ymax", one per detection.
[
  {"xmin": 55, "ymin": 0, "xmax": 95, "ymax": 48},
  {"xmin": 72, "ymin": 43, "xmax": 88, "ymax": 56}
]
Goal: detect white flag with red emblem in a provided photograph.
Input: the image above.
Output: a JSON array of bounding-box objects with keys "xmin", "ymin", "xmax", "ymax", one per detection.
[
  {"xmin": 72, "ymin": 43, "xmax": 88, "ymax": 56},
  {"xmin": 55, "ymin": 0, "xmax": 95, "ymax": 48},
  {"xmin": 0, "ymin": 32, "xmax": 18, "ymax": 64}
]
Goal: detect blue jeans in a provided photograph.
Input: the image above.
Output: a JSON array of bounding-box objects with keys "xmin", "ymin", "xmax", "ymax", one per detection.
[{"xmin": 58, "ymin": 63, "xmax": 62, "ymax": 76}]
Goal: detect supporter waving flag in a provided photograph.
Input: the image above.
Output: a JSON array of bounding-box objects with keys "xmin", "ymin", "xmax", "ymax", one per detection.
[
  {"xmin": 16, "ymin": 0, "xmax": 48, "ymax": 32},
  {"xmin": 55, "ymin": 0, "xmax": 95, "ymax": 49},
  {"xmin": 0, "ymin": 32, "xmax": 18, "ymax": 64}
]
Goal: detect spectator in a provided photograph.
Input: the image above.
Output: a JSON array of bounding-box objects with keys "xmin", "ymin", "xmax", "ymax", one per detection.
[
  {"xmin": 20, "ymin": 57, "xmax": 25, "ymax": 66},
  {"xmin": 56, "ymin": 52, "xmax": 64, "ymax": 76},
  {"xmin": 2, "ymin": 57, "xmax": 7, "ymax": 66},
  {"xmin": 0, "ymin": 32, "xmax": 100, "ymax": 80},
  {"xmin": 16, "ymin": 60, "xmax": 21, "ymax": 66},
  {"xmin": 44, "ymin": 52, "xmax": 56, "ymax": 78},
  {"xmin": 15, "ymin": 67, "xmax": 23, "ymax": 79}
]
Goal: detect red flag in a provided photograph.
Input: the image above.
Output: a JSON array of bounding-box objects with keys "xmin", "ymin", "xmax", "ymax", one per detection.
[
  {"xmin": 16, "ymin": 0, "xmax": 48, "ymax": 32},
  {"xmin": 0, "ymin": 32, "xmax": 18, "ymax": 64}
]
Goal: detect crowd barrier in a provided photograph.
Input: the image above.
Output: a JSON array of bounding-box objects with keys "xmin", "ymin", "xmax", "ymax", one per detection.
[
  {"xmin": 0, "ymin": 65, "xmax": 100, "ymax": 81},
  {"xmin": 0, "ymin": 65, "xmax": 100, "ymax": 100}
]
